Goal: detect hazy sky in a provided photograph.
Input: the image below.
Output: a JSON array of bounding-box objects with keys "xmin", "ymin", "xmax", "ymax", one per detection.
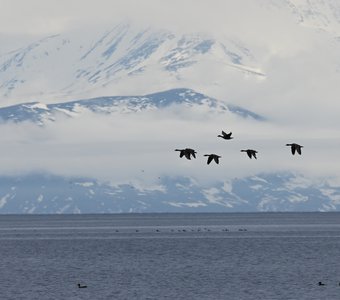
[
  {"xmin": 0, "ymin": 0, "xmax": 274, "ymax": 34},
  {"xmin": 0, "ymin": 0, "xmax": 323, "ymax": 49},
  {"xmin": 0, "ymin": 0, "xmax": 231, "ymax": 39}
]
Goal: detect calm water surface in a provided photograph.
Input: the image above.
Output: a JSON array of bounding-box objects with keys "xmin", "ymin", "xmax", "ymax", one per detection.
[{"xmin": 0, "ymin": 212, "xmax": 340, "ymax": 300}]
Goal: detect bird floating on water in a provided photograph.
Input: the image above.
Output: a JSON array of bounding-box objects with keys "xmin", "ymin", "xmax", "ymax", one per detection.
[
  {"xmin": 204, "ymin": 154, "xmax": 221, "ymax": 165},
  {"xmin": 286, "ymin": 143, "xmax": 303, "ymax": 155},
  {"xmin": 78, "ymin": 283, "xmax": 87, "ymax": 288},
  {"xmin": 218, "ymin": 130, "xmax": 233, "ymax": 140},
  {"xmin": 318, "ymin": 282, "xmax": 326, "ymax": 286},
  {"xmin": 241, "ymin": 149, "xmax": 258, "ymax": 159},
  {"xmin": 175, "ymin": 148, "xmax": 197, "ymax": 160}
]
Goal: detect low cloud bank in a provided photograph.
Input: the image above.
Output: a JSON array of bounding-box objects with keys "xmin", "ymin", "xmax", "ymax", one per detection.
[{"xmin": 0, "ymin": 107, "xmax": 338, "ymax": 186}]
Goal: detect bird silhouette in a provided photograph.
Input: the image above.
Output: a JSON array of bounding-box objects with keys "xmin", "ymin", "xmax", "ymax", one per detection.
[
  {"xmin": 77, "ymin": 283, "xmax": 87, "ymax": 288},
  {"xmin": 241, "ymin": 149, "xmax": 258, "ymax": 159},
  {"xmin": 175, "ymin": 148, "xmax": 197, "ymax": 160},
  {"xmin": 286, "ymin": 143, "xmax": 303, "ymax": 155},
  {"xmin": 204, "ymin": 154, "xmax": 221, "ymax": 165},
  {"xmin": 218, "ymin": 130, "xmax": 233, "ymax": 140},
  {"xmin": 185, "ymin": 148, "xmax": 197, "ymax": 159},
  {"xmin": 318, "ymin": 282, "xmax": 326, "ymax": 286}
]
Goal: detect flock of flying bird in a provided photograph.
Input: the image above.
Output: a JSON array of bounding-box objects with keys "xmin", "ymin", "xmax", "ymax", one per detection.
[{"xmin": 175, "ymin": 130, "xmax": 303, "ymax": 165}]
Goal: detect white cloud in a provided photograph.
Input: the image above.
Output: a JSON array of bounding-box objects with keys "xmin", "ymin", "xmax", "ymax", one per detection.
[{"xmin": 0, "ymin": 107, "xmax": 339, "ymax": 184}]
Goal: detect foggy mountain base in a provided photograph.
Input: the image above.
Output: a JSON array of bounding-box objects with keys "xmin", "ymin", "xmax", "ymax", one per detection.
[
  {"xmin": 0, "ymin": 88, "xmax": 338, "ymax": 212},
  {"xmin": 1, "ymin": 172, "xmax": 339, "ymax": 213}
]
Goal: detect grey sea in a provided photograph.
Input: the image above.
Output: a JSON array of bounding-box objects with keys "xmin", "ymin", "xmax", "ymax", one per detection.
[{"xmin": 1, "ymin": 213, "xmax": 340, "ymax": 300}]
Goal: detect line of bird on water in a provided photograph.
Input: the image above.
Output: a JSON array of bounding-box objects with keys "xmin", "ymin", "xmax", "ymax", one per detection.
[
  {"xmin": 77, "ymin": 280, "xmax": 340, "ymax": 290},
  {"xmin": 175, "ymin": 130, "xmax": 303, "ymax": 165}
]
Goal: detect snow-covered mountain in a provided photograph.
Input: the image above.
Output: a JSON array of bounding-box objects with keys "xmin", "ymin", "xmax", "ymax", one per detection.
[
  {"xmin": 0, "ymin": 172, "xmax": 339, "ymax": 213},
  {"xmin": 2, "ymin": 0, "xmax": 340, "ymax": 105},
  {"xmin": 0, "ymin": 88, "xmax": 263, "ymax": 125},
  {"xmin": 1, "ymin": 0, "xmax": 340, "ymax": 213},
  {"xmin": 280, "ymin": 0, "xmax": 340, "ymax": 33},
  {"xmin": 0, "ymin": 23, "xmax": 264, "ymax": 103}
]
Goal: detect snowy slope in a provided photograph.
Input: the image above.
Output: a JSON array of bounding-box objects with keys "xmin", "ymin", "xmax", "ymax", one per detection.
[
  {"xmin": 0, "ymin": 88, "xmax": 264, "ymax": 125},
  {"xmin": 1, "ymin": 0, "xmax": 340, "ymax": 213},
  {"xmin": 0, "ymin": 23, "xmax": 264, "ymax": 103},
  {"xmin": 0, "ymin": 172, "xmax": 339, "ymax": 213},
  {"xmin": 286, "ymin": 0, "xmax": 340, "ymax": 33},
  {"xmin": 2, "ymin": 1, "xmax": 340, "ymax": 105}
]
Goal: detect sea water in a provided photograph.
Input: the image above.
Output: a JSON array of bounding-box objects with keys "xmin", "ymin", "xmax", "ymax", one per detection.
[{"xmin": 0, "ymin": 212, "xmax": 340, "ymax": 300}]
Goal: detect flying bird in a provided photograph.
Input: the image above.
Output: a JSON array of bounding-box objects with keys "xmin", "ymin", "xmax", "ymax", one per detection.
[
  {"xmin": 218, "ymin": 130, "xmax": 233, "ymax": 140},
  {"xmin": 241, "ymin": 149, "xmax": 258, "ymax": 159},
  {"xmin": 286, "ymin": 143, "xmax": 303, "ymax": 155},
  {"xmin": 204, "ymin": 154, "xmax": 221, "ymax": 165},
  {"xmin": 175, "ymin": 148, "xmax": 197, "ymax": 160},
  {"xmin": 185, "ymin": 148, "xmax": 197, "ymax": 159}
]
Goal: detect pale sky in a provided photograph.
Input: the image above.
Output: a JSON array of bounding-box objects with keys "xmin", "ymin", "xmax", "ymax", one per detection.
[
  {"xmin": 0, "ymin": 0, "xmax": 233, "ymax": 37},
  {"xmin": 0, "ymin": 0, "xmax": 318, "ymax": 50}
]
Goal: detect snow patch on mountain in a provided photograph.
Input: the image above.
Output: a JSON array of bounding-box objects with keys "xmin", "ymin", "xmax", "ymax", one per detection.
[
  {"xmin": 0, "ymin": 172, "xmax": 338, "ymax": 213},
  {"xmin": 0, "ymin": 88, "xmax": 264, "ymax": 125},
  {"xmin": 0, "ymin": 23, "xmax": 263, "ymax": 103}
]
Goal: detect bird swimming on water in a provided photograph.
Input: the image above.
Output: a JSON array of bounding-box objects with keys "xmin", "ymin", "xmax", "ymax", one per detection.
[
  {"xmin": 318, "ymin": 282, "xmax": 326, "ymax": 286},
  {"xmin": 218, "ymin": 130, "xmax": 233, "ymax": 140},
  {"xmin": 286, "ymin": 143, "xmax": 303, "ymax": 155},
  {"xmin": 204, "ymin": 154, "xmax": 221, "ymax": 165},
  {"xmin": 175, "ymin": 148, "xmax": 197, "ymax": 160},
  {"xmin": 78, "ymin": 283, "xmax": 87, "ymax": 288},
  {"xmin": 241, "ymin": 149, "xmax": 258, "ymax": 159}
]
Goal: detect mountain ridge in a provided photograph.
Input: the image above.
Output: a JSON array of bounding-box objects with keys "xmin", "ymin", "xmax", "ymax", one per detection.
[
  {"xmin": 0, "ymin": 88, "xmax": 264, "ymax": 125},
  {"xmin": 0, "ymin": 23, "xmax": 263, "ymax": 102},
  {"xmin": 0, "ymin": 172, "xmax": 339, "ymax": 214},
  {"xmin": 1, "ymin": 1, "xmax": 340, "ymax": 213}
]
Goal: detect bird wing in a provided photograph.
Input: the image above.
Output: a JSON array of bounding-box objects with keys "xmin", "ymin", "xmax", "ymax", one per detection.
[
  {"xmin": 296, "ymin": 146, "xmax": 302, "ymax": 155},
  {"xmin": 253, "ymin": 152, "xmax": 257, "ymax": 159},
  {"xmin": 214, "ymin": 156, "xmax": 220, "ymax": 164},
  {"xmin": 291, "ymin": 146, "xmax": 296, "ymax": 155},
  {"xmin": 247, "ymin": 151, "xmax": 252, "ymax": 159},
  {"xmin": 179, "ymin": 150, "xmax": 185, "ymax": 158},
  {"xmin": 207, "ymin": 156, "xmax": 213, "ymax": 165},
  {"xmin": 191, "ymin": 151, "xmax": 196, "ymax": 159}
]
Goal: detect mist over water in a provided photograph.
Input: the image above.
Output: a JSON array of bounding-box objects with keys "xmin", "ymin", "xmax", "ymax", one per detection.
[{"xmin": 1, "ymin": 212, "xmax": 340, "ymax": 299}]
